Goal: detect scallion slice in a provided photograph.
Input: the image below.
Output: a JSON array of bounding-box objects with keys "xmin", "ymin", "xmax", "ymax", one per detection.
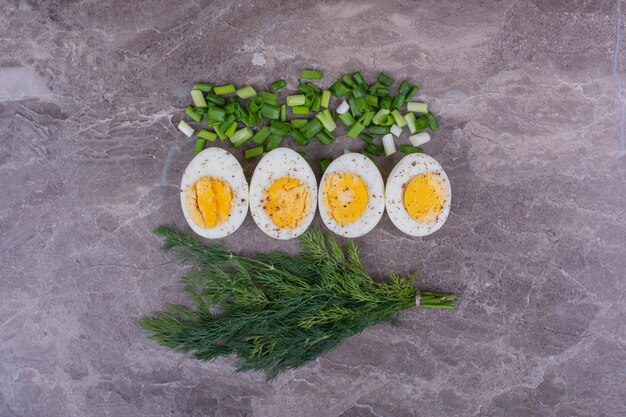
[
  {"xmin": 245, "ymin": 146, "xmax": 264, "ymax": 158},
  {"xmin": 213, "ymin": 124, "xmax": 227, "ymax": 140},
  {"xmin": 300, "ymin": 69, "xmax": 323, "ymax": 80},
  {"xmin": 330, "ymin": 81, "xmax": 351, "ymax": 98},
  {"xmin": 193, "ymin": 83, "xmax": 213, "ymax": 92},
  {"xmin": 207, "ymin": 106, "xmax": 226, "ymax": 122},
  {"xmin": 185, "ymin": 106, "xmax": 202, "ymax": 123},
  {"xmin": 290, "ymin": 119, "xmax": 308, "ymax": 129},
  {"xmin": 391, "ymin": 110, "xmax": 406, "ymax": 127},
  {"xmin": 320, "ymin": 158, "xmax": 332, "ymax": 173},
  {"xmin": 342, "ymin": 74, "xmax": 356, "ymax": 88},
  {"xmin": 397, "ymin": 80, "xmax": 410, "ymax": 95},
  {"xmin": 364, "ymin": 143, "xmax": 384, "ymax": 156},
  {"xmin": 280, "ymin": 104, "xmax": 286, "ymax": 122},
  {"xmin": 198, "ymin": 129, "xmax": 217, "ymax": 142},
  {"xmin": 382, "ymin": 134, "xmax": 396, "ymax": 156},
  {"xmin": 365, "ymin": 94, "xmax": 379, "ymax": 107},
  {"xmin": 219, "ymin": 114, "xmax": 236, "ymax": 132},
  {"xmin": 404, "ymin": 85, "xmax": 419, "ymax": 102},
  {"xmin": 315, "ymin": 130, "xmax": 335, "ymax": 145},
  {"xmin": 358, "ymin": 110, "xmax": 375, "ymax": 127},
  {"xmin": 391, "ymin": 94, "xmax": 405, "ymax": 109},
  {"xmin": 359, "ymin": 133, "xmax": 374, "ymax": 144},
  {"xmin": 415, "ymin": 116, "xmax": 430, "ymax": 131},
  {"xmin": 338, "ymin": 112, "xmax": 355, "ymax": 127},
  {"xmin": 390, "ymin": 124, "xmax": 402, "ymax": 137},
  {"xmin": 399, "ymin": 144, "xmax": 423, "ymax": 154},
  {"xmin": 258, "ymin": 91, "xmax": 278, "ymax": 106},
  {"xmin": 231, "ymin": 127, "xmax": 253, "ymax": 146},
  {"xmin": 252, "ymin": 125, "xmax": 271, "ymax": 144},
  {"xmin": 311, "ymin": 94, "xmax": 321, "ymax": 113},
  {"xmin": 291, "ymin": 129, "xmax": 309, "ymax": 146},
  {"xmin": 214, "ymin": 84, "xmax": 236, "ymax": 95},
  {"xmin": 407, "ymin": 101, "xmax": 428, "ymax": 114},
  {"xmin": 260, "ymin": 103, "xmax": 280, "ymax": 120},
  {"xmin": 427, "ymin": 112, "xmax": 439, "ymax": 131},
  {"xmin": 380, "ymin": 114, "xmax": 395, "ymax": 126},
  {"xmin": 300, "ymin": 118, "xmax": 323, "ymax": 139},
  {"xmin": 346, "ymin": 122, "xmax": 365, "ymax": 138},
  {"xmin": 315, "ymin": 109, "xmax": 336, "ymax": 132},
  {"xmin": 409, "ymin": 132, "xmax": 431, "ymax": 147},
  {"xmin": 292, "ymin": 106, "xmax": 309, "ymax": 115},
  {"xmin": 348, "ymin": 96, "xmax": 360, "ymax": 118},
  {"xmin": 321, "ymin": 90, "xmax": 331, "ymax": 108},
  {"xmin": 404, "ymin": 112, "xmax": 417, "ymax": 134},
  {"xmin": 377, "ymin": 72, "xmax": 393, "ymax": 87},
  {"xmin": 368, "ymin": 125, "xmax": 390, "ymax": 135},
  {"xmin": 249, "ymin": 97, "xmax": 264, "ymax": 113},
  {"xmin": 205, "ymin": 93, "xmax": 225, "ymax": 106},
  {"xmin": 194, "ymin": 138, "xmax": 206, "ymax": 154},
  {"xmin": 286, "ymin": 94, "xmax": 306, "ymax": 106},
  {"xmin": 372, "ymin": 108, "xmax": 390, "ymax": 125},
  {"xmin": 190, "ymin": 90, "xmax": 207, "ymax": 108},
  {"xmin": 352, "ymin": 71, "xmax": 368, "ymax": 90},
  {"xmin": 380, "ymin": 95, "xmax": 392, "ymax": 110},
  {"xmin": 266, "ymin": 134, "xmax": 285, "ymax": 150},
  {"xmin": 236, "ymin": 85, "xmax": 257, "ymax": 99},
  {"xmin": 336, "ymin": 100, "xmax": 350, "ymax": 114},
  {"xmin": 271, "ymin": 79, "xmax": 287, "ymax": 91},
  {"xmin": 177, "ymin": 120, "xmax": 194, "ymax": 137},
  {"xmin": 270, "ymin": 121, "xmax": 291, "ymax": 136},
  {"xmin": 225, "ymin": 121, "xmax": 237, "ymax": 138}
]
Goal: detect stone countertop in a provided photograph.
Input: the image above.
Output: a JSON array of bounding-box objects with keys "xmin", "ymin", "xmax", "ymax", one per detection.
[{"xmin": 1, "ymin": 1, "xmax": 625, "ymax": 416}]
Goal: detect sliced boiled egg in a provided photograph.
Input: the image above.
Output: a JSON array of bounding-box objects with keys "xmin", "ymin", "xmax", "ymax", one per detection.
[
  {"xmin": 318, "ymin": 153, "xmax": 385, "ymax": 238},
  {"xmin": 249, "ymin": 148, "xmax": 317, "ymax": 239},
  {"xmin": 180, "ymin": 148, "xmax": 248, "ymax": 239},
  {"xmin": 385, "ymin": 153, "xmax": 451, "ymax": 237}
]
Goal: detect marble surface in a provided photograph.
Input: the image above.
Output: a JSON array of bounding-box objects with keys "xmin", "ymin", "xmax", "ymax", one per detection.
[{"xmin": 1, "ymin": 0, "xmax": 626, "ymax": 416}]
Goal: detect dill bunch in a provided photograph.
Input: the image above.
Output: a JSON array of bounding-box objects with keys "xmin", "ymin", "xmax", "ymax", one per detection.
[{"xmin": 138, "ymin": 226, "xmax": 456, "ymax": 380}]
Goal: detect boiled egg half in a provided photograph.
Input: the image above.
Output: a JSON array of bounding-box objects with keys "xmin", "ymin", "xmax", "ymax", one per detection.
[
  {"xmin": 318, "ymin": 153, "xmax": 385, "ymax": 238},
  {"xmin": 249, "ymin": 148, "xmax": 317, "ymax": 239},
  {"xmin": 385, "ymin": 153, "xmax": 451, "ymax": 237},
  {"xmin": 180, "ymin": 148, "xmax": 248, "ymax": 239}
]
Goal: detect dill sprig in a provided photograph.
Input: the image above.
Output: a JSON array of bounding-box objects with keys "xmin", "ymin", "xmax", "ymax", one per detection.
[{"xmin": 138, "ymin": 226, "xmax": 456, "ymax": 380}]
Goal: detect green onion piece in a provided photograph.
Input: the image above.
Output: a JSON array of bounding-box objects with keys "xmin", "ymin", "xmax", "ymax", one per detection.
[
  {"xmin": 338, "ymin": 112, "xmax": 355, "ymax": 127},
  {"xmin": 398, "ymin": 80, "xmax": 410, "ymax": 95},
  {"xmin": 290, "ymin": 119, "xmax": 308, "ymax": 129},
  {"xmin": 260, "ymin": 103, "xmax": 280, "ymax": 120},
  {"xmin": 249, "ymin": 97, "xmax": 264, "ymax": 113},
  {"xmin": 297, "ymin": 82, "xmax": 315, "ymax": 94},
  {"xmin": 236, "ymin": 85, "xmax": 257, "ymax": 99},
  {"xmin": 348, "ymin": 96, "xmax": 360, "ymax": 118},
  {"xmin": 415, "ymin": 115, "xmax": 430, "ymax": 131},
  {"xmin": 213, "ymin": 124, "xmax": 227, "ymax": 140},
  {"xmin": 427, "ymin": 112, "xmax": 440, "ymax": 131},
  {"xmin": 342, "ymin": 74, "xmax": 356, "ymax": 88},
  {"xmin": 266, "ymin": 134, "xmax": 284, "ymax": 150},
  {"xmin": 368, "ymin": 125, "xmax": 390, "ymax": 135},
  {"xmin": 219, "ymin": 114, "xmax": 236, "ymax": 131},
  {"xmin": 315, "ymin": 109, "xmax": 337, "ymax": 132},
  {"xmin": 330, "ymin": 81, "xmax": 351, "ymax": 98},
  {"xmin": 364, "ymin": 143, "xmax": 384, "ymax": 156},
  {"xmin": 346, "ymin": 122, "xmax": 365, "ymax": 138},
  {"xmin": 311, "ymin": 94, "xmax": 322, "ymax": 113},
  {"xmin": 352, "ymin": 71, "xmax": 368, "ymax": 89},
  {"xmin": 380, "ymin": 115, "xmax": 395, "ymax": 126},
  {"xmin": 192, "ymin": 107, "xmax": 207, "ymax": 115},
  {"xmin": 292, "ymin": 106, "xmax": 309, "ymax": 115},
  {"xmin": 230, "ymin": 127, "xmax": 253, "ymax": 145},
  {"xmin": 291, "ymin": 129, "xmax": 308, "ymax": 146},
  {"xmin": 198, "ymin": 129, "xmax": 217, "ymax": 142},
  {"xmin": 278, "ymin": 104, "xmax": 285, "ymax": 122},
  {"xmin": 214, "ymin": 84, "xmax": 236, "ymax": 95},
  {"xmin": 252, "ymin": 125, "xmax": 271, "ymax": 144},
  {"xmin": 358, "ymin": 110, "xmax": 375, "ymax": 127},
  {"xmin": 380, "ymin": 95, "xmax": 392, "ymax": 110},
  {"xmin": 270, "ymin": 121, "xmax": 291, "ymax": 136},
  {"xmin": 315, "ymin": 130, "xmax": 335, "ymax": 145},
  {"xmin": 365, "ymin": 94, "xmax": 379, "ymax": 107},
  {"xmin": 286, "ymin": 94, "xmax": 306, "ymax": 106},
  {"xmin": 321, "ymin": 90, "xmax": 331, "ymax": 108},
  {"xmin": 300, "ymin": 118, "xmax": 323, "ymax": 139},
  {"xmin": 207, "ymin": 106, "xmax": 226, "ymax": 122},
  {"xmin": 404, "ymin": 85, "xmax": 419, "ymax": 102},
  {"xmin": 354, "ymin": 96, "xmax": 368, "ymax": 113},
  {"xmin": 271, "ymin": 79, "xmax": 287, "ymax": 91},
  {"xmin": 391, "ymin": 110, "xmax": 406, "ymax": 127},
  {"xmin": 225, "ymin": 121, "xmax": 238, "ymax": 138},
  {"xmin": 193, "ymin": 83, "xmax": 213, "ymax": 92},
  {"xmin": 304, "ymin": 82, "xmax": 320, "ymax": 93},
  {"xmin": 177, "ymin": 120, "xmax": 194, "ymax": 137},
  {"xmin": 320, "ymin": 158, "xmax": 332, "ymax": 173},
  {"xmin": 224, "ymin": 101, "xmax": 240, "ymax": 114},
  {"xmin": 245, "ymin": 146, "xmax": 264, "ymax": 158},
  {"xmin": 300, "ymin": 69, "xmax": 323, "ymax": 80},
  {"xmin": 190, "ymin": 90, "xmax": 207, "ymax": 108},
  {"xmin": 407, "ymin": 102, "xmax": 428, "ymax": 114},
  {"xmin": 391, "ymin": 94, "xmax": 406, "ymax": 109},
  {"xmin": 205, "ymin": 93, "xmax": 225, "ymax": 106},
  {"xmin": 376, "ymin": 88, "xmax": 390, "ymax": 97},
  {"xmin": 361, "ymin": 149, "xmax": 375, "ymax": 161},
  {"xmin": 185, "ymin": 106, "xmax": 202, "ymax": 123},
  {"xmin": 303, "ymin": 92, "xmax": 314, "ymax": 107},
  {"xmin": 372, "ymin": 108, "xmax": 390, "ymax": 125},
  {"xmin": 194, "ymin": 138, "xmax": 206, "ymax": 154},
  {"xmin": 404, "ymin": 112, "xmax": 417, "ymax": 134},
  {"xmin": 359, "ymin": 133, "xmax": 374, "ymax": 144},
  {"xmin": 352, "ymin": 88, "xmax": 365, "ymax": 98},
  {"xmin": 258, "ymin": 91, "xmax": 278, "ymax": 106},
  {"xmin": 399, "ymin": 144, "xmax": 423, "ymax": 154},
  {"xmin": 377, "ymin": 72, "xmax": 394, "ymax": 87}
]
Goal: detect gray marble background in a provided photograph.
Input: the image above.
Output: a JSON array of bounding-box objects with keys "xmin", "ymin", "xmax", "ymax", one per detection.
[{"xmin": 1, "ymin": 0, "xmax": 626, "ymax": 416}]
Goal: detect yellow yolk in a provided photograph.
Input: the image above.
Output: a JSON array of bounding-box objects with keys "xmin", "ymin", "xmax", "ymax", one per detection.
[
  {"xmin": 263, "ymin": 177, "xmax": 311, "ymax": 229},
  {"xmin": 322, "ymin": 172, "xmax": 369, "ymax": 225},
  {"xmin": 185, "ymin": 176, "xmax": 233, "ymax": 228},
  {"xmin": 403, "ymin": 172, "xmax": 447, "ymax": 223}
]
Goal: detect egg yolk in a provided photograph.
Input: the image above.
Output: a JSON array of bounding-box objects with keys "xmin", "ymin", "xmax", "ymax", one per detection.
[
  {"xmin": 322, "ymin": 172, "xmax": 369, "ymax": 225},
  {"xmin": 403, "ymin": 172, "xmax": 447, "ymax": 223},
  {"xmin": 185, "ymin": 176, "xmax": 233, "ymax": 229},
  {"xmin": 263, "ymin": 177, "xmax": 311, "ymax": 229}
]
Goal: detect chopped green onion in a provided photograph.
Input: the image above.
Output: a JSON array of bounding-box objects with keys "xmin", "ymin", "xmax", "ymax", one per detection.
[
  {"xmin": 286, "ymin": 94, "xmax": 306, "ymax": 106},
  {"xmin": 304, "ymin": 92, "xmax": 315, "ymax": 107},
  {"xmin": 338, "ymin": 112, "xmax": 355, "ymax": 127},
  {"xmin": 427, "ymin": 112, "xmax": 439, "ymax": 131},
  {"xmin": 311, "ymin": 94, "xmax": 321, "ymax": 113},
  {"xmin": 404, "ymin": 85, "xmax": 419, "ymax": 102},
  {"xmin": 368, "ymin": 125, "xmax": 390, "ymax": 135},
  {"xmin": 300, "ymin": 69, "xmax": 323, "ymax": 80},
  {"xmin": 352, "ymin": 71, "xmax": 368, "ymax": 90},
  {"xmin": 320, "ymin": 158, "xmax": 332, "ymax": 173},
  {"xmin": 348, "ymin": 97, "xmax": 360, "ymax": 118},
  {"xmin": 236, "ymin": 85, "xmax": 257, "ymax": 99},
  {"xmin": 321, "ymin": 90, "xmax": 331, "ymax": 108},
  {"xmin": 376, "ymin": 87, "xmax": 390, "ymax": 97},
  {"xmin": 292, "ymin": 106, "xmax": 309, "ymax": 115},
  {"xmin": 361, "ymin": 149, "xmax": 375, "ymax": 161},
  {"xmin": 224, "ymin": 101, "xmax": 240, "ymax": 114},
  {"xmin": 252, "ymin": 125, "xmax": 271, "ymax": 144},
  {"xmin": 258, "ymin": 91, "xmax": 278, "ymax": 106},
  {"xmin": 213, "ymin": 124, "xmax": 227, "ymax": 140},
  {"xmin": 372, "ymin": 108, "xmax": 390, "ymax": 125},
  {"xmin": 297, "ymin": 82, "xmax": 316, "ymax": 94},
  {"xmin": 380, "ymin": 95, "xmax": 392, "ymax": 110},
  {"xmin": 177, "ymin": 120, "xmax": 194, "ymax": 137},
  {"xmin": 225, "ymin": 121, "xmax": 237, "ymax": 138},
  {"xmin": 249, "ymin": 97, "xmax": 264, "ymax": 113},
  {"xmin": 382, "ymin": 134, "xmax": 396, "ymax": 156},
  {"xmin": 342, "ymin": 74, "xmax": 356, "ymax": 88},
  {"xmin": 270, "ymin": 121, "xmax": 291, "ymax": 136},
  {"xmin": 398, "ymin": 80, "xmax": 410, "ymax": 95},
  {"xmin": 194, "ymin": 138, "xmax": 206, "ymax": 154},
  {"xmin": 290, "ymin": 119, "xmax": 308, "ymax": 129},
  {"xmin": 390, "ymin": 124, "xmax": 402, "ymax": 137},
  {"xmin": 185, "ymin": 106, "xmax": 202, "ymax": 123},
  {"xmin": 359, "ymin": 133, "xmax": 374, "ymax": 144},
  {"xmin": 193, "ymin": 83, "xmax": 213, "ymax": 92},
  {"xmin": 391, "ymin": 110, "xmax": 406, "ymax": 127},
  {"xmin": 271, "ymin": 79, "xmax": 287, "ymax": 91},
  {"xmin": 365, "ymin": 94, "xmax": 379, "ymax": 107},
  {"xmin": 380, "ymin": 114, "xmax": 395, "ymax": 126},
  {"xmin": 315, "ymin": 109, "xmax": 336, "ymax": 132},
  {"xmin": 205, "ymin": 93, "xmax": 225, "ymax": 106},
  {"xmin": 291, "ymin": 129, "xmax": 308, "ymax": 146},
  {"xmin": 404, "ymin": 112, "xmax": 417, "ymax": 134},
  {"xmin": 190, "ymin": 90, "xmax": 207, "ymax": 108},
  {"xmin": 364, "ymin": 143, "xmax": 384, "ymax": 156},
  {"xmin": 245, "ymin": 146, "xmax": 264, "ymax": 158},
  {"xmin": 346, "ymin": 122, "xmax": 365, "ymax": 138},
  {"xmin": 407, "ymin": 101, "xmax": 428, "ymax": 114},
  {"xmin": 260, "ymin": 103, "xmax": 280, "ymax": 120},
  {"xmin": 358, "ymin": 110, "xmax": 375, "ymax": 126},
  {"xmin": 304, "ymin": 82, "xmax": 320, "ymax": 93},
  {"xmin": 400, "ymin": 144, "xmax": 423, "ymax": 154},
  {"xmin": 336, "ymin": 100, "xmax": 350, "ymax": 114},
  {"xmin": 415, "ymin": 116, "xmax": 430, "ymax": 131},
  {"xmin": 315, "ymin": 130, "xmax": 335, "ymax": 145},
  {"xmin": 409, "ymin": 132, "xmax": 431, "ymax": 147},
  {"xmin": 354, "ymin": 96, "xmax": 368, "ymax": 114},
  {"xmin": 266, "ymin": 134, "xmax": 284, "ymax": 150},
  {"xmin": 300, "ymin": 118, "xmax": 323, "ymax": 139},
  {"xmin": 391, "ymin": 94, "xmax": 405, "ymax": 109},
  {"xmin": 230, "ymin": 127, "xmax": 253, "ymax": 145},
  {"xmin": 330, "ymin": 81, "xmax": 351, "ymax": 98},
  {"xmin": 219, "ymin": 114, "xmax": 236, "ymax": 131},
  {"xmin": 280, "ymin": 104, "xmax": 286, "ymax": 122},
  {"xmin": 352, "ymin": 88, "xmax": 365, "ymax": 98},
  {"xmin": 198, "ymin": 129, "xmax": 217, "ymax": 141},
  {"xmin": 207, "ymin": 106, "xmax": 226, "ymax": 122},
  {"xmin": 377, "ymin": 72, "xmax": 394, "ymax": 87},
  {"xmin": 214, "ymin": 84, "xmax": 236, "ymax": 95}
]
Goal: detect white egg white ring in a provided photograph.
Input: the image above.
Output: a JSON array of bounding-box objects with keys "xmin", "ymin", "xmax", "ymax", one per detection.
[
  {"xmin": 385, "ymin": 153, "xmax": 451, "ymax": 237},
  {"xmin": 249, "ymin": 148, "xmax": 318, "ymax": 240},
  {"xmin": 318, "ymin": 153, "xmax": 385, "ymax": 238},
  {"xmin": 180, "ymin": 148, "xmax": 249, "ymax": 239}
]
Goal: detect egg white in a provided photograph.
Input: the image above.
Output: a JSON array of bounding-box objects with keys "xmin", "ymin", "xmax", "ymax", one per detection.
[
  {"xmin": 249, "ymin": 148, "xmax": 317, "ymax": 240},
  {"xmin": 318, "ymin": 153, "xmax": 385, "ymax": 238},
  {"xmin": 385, "ymin": 153, "xmax": 451, "ymax": 237},
  {"xmin": 180, "ymin": 148, "xmax": 248, "ymax": 239}
]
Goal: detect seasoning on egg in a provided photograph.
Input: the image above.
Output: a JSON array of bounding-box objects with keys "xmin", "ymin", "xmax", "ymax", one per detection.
[
  {"xmin": 185, "ymin": 176, "xmax": 233, "ymax": 229},
  {"xmin": 263, "ymin": 177, "xmax": 311, "ymax": 229},
  {"xmin": 403, "ymin": 172, "xmax": 447, "ymax": 223},
  {"xmin": 322, "ymin": 172, "xmax": 369, "ymax": 225}
]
